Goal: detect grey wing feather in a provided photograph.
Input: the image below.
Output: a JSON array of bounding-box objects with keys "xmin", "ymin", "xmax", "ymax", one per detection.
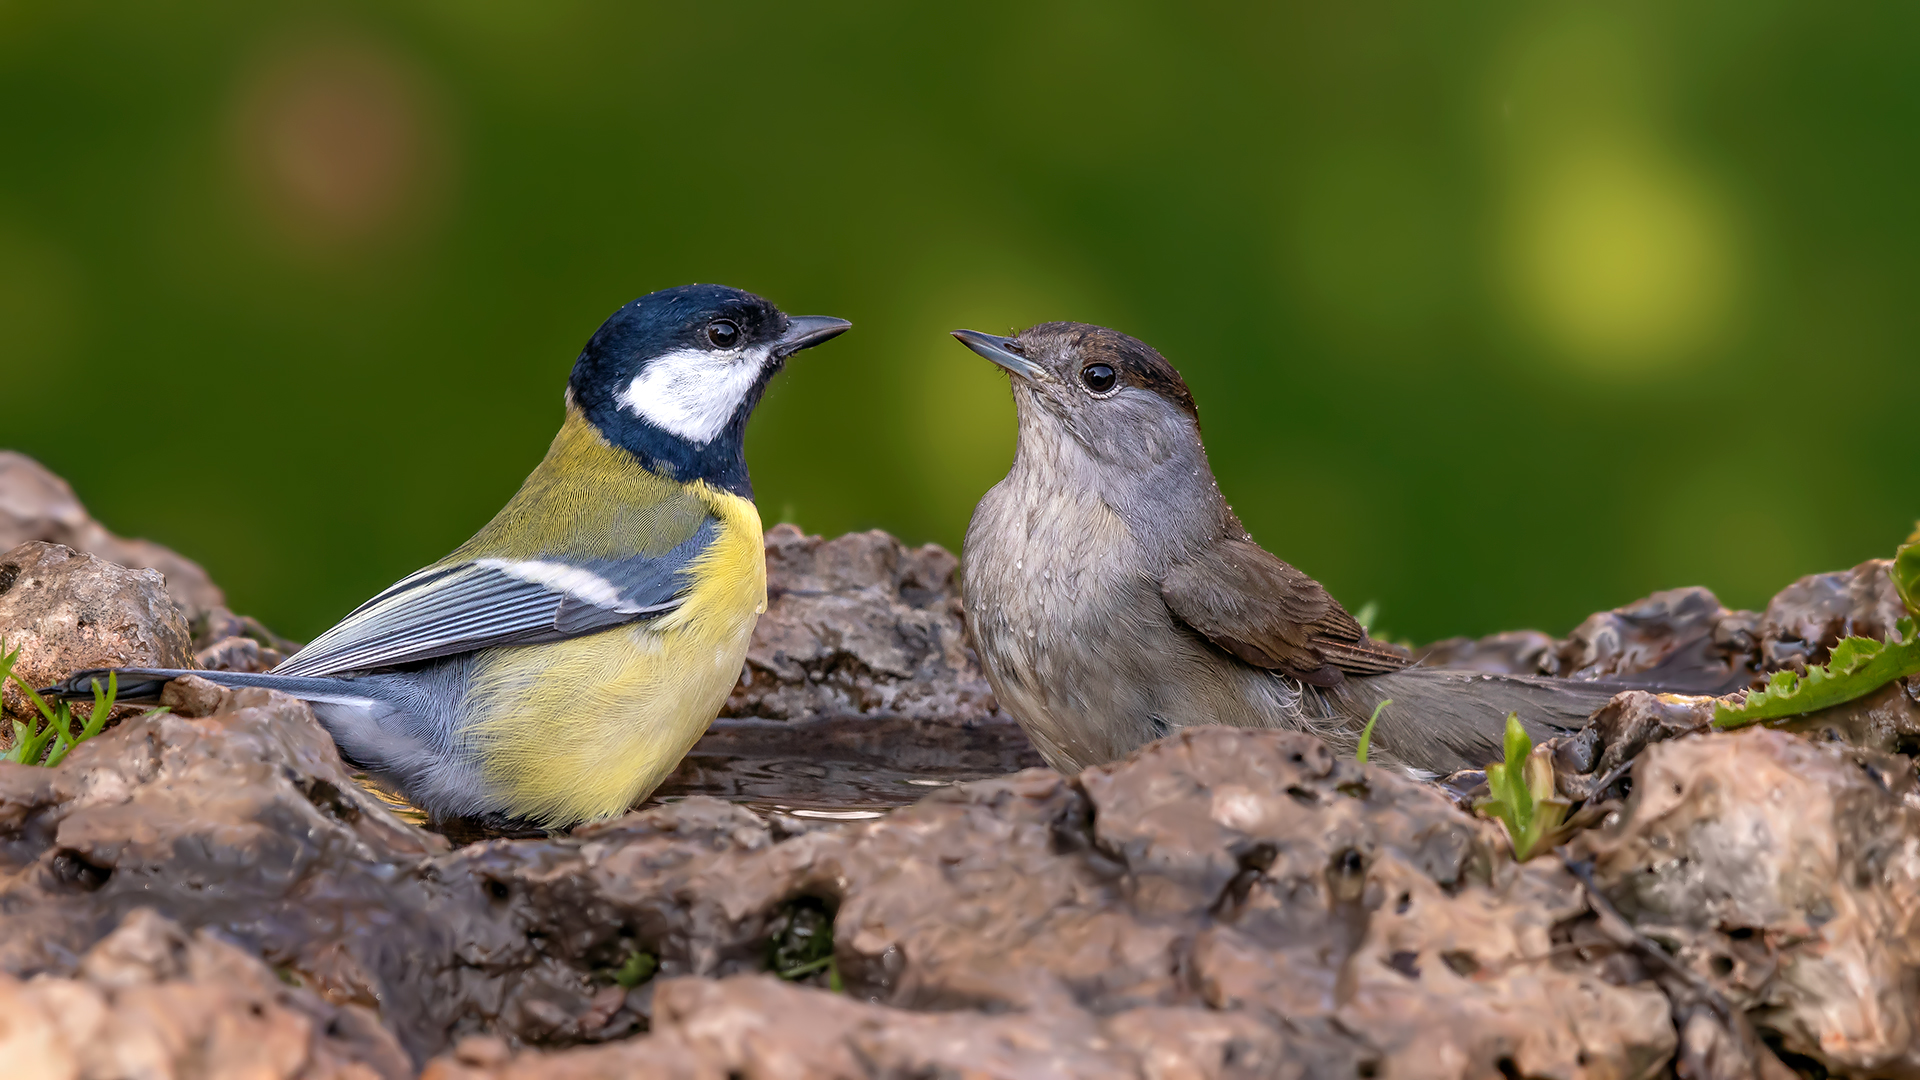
[{"xmin": 275, "ymin": 517, "xmax": 720, "ymax": 677}]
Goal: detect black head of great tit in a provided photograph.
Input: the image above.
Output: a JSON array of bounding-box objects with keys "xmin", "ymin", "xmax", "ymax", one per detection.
[
  {"xmin": 569, "ymin": 284, "xmax": 850, "ymax": 497},
  {"xmin": 48, "ymin": 284, "xmax": 849, "ymax": 829},
  {"xmin": 950, "ymin": 323, "xmax": 1637, "ymax": 778}
]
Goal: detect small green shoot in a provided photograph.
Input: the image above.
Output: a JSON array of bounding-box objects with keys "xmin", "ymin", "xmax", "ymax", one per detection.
[
  {"xmin": 0, "ymin": 645, "xmax": 145, "ymax": 768},
  {"xmin": 776, "ymin": 955, "xmax": 833, "ymax": 979},
  {"xmin": 768, "ymin": 897, "xmax": 836, "ymax": 983},
  {"xmin": 1353, "ymin": 601, "xmax": 1379, "ymax": 633},
  {"xmin": 609, "ymin": 950, "xmax": 657, "ymax": 989},
  {"xmin": 1713, "ymin": 617, "xmax": 1920, "ymax": 729},
  {"xmin": 1354, "ymin": 699, "xmax": 1391, "ymax": 764},
  {"xmin": 1476, "ymin": 713, "xmax": 1571, "ymax": 862}
]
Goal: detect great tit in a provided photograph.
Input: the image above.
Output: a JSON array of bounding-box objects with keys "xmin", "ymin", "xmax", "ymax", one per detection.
[
  {"xmin": 950, "ymin": 323, "xmax": 1634, "ymax": 777},
  {"xmin": 50, "ymin": 284, "xmax": 849, "ymax": 827}
]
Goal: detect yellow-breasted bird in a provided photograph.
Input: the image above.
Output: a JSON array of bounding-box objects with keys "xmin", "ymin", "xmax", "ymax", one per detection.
[{"xmin": 48, "ymin": 284, "xmax": 850, "ymax": 827}]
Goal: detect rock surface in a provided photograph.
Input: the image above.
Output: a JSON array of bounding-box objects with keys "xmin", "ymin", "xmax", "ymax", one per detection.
[
  {"xmin": 0, "ymin": 452, "xmax": 225, "ymax": 622},
  {"xmin": 722, "ymin": 525, "xmax": 998, "ymax": 724},
  {"xmin": 1418, "ymin": 559, "xmax": 1906, "ymax": 696},
  {"xmin": 0, "ymin": 908, "xmax": 411, "ymax": 1080},
  {"xmin": 1580, "ymin": 727, "xmax": 1920, "ymax": 1078},
  {"xmin": 0, "ymin": 541, "xmax": 194, "ymax": 721},
  {"xmin": 2, "ymin": 688, "xmax": 1687, "ymax": 1079}
]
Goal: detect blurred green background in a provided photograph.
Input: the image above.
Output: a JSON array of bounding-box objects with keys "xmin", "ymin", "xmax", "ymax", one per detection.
[{"xmin": 2, "ymin": 2, "xmax": 1915, "ymax": 643}]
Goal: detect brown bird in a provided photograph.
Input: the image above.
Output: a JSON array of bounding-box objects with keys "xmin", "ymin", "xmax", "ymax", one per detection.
[{"xmin": 952, "ymin": 322, "xmax": 1624, "ymax": 776}]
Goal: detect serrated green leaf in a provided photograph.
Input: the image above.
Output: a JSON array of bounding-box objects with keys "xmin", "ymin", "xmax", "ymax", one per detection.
[{"xmin": 1714, "ymin": 617, "xmax": 1920, "ymax": 728}]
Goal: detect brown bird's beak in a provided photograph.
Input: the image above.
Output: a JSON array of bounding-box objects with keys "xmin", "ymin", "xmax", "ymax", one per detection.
[
  {"xmin": 950, "ymin": 329, "xmax": 1039, "ymax": 380},
  {"xmin": 773, "ymin": 316, "xmax": 853, "ymax": 358}
]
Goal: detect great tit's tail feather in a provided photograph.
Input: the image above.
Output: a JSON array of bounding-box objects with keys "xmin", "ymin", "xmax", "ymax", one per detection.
[
  {"xmin": 42, "ymin": 668, "xmax": 378, "ymax": 707},
  {"xmin": 1331, "ymin": 668, "xmax": 1628, "ymax": 775}
]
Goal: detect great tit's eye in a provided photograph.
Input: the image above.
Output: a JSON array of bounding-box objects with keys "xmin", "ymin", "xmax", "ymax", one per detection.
[
  {"xmin": 707, "ymin": 319, "xmax": 740, "ymax": 349},
  {"xmin": 1080, "ymin": 363, "xmax": 1117, "ymax": 394}
]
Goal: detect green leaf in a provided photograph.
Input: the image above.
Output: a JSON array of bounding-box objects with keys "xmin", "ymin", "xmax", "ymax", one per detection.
[
  {"xmin": 1354, "ymin": 699, "xmax": 1390, "ymax": 764},
  {"xmin": 1714, "ymin": 617, "xmax": 1920, "ymax": 729},
  {"xmin": 1896, "ymin": 523, "xmax": 1920, "ymax": 616}
]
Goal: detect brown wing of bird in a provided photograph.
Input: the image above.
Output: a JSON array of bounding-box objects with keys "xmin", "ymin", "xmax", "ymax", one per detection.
[{"xmin": 1159, "ymin": 537, "xmax": 1411, "ymax": 687}]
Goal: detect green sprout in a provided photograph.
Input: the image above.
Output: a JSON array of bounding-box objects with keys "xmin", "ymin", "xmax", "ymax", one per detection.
[
  {"xmin": 1353, "ymin": 601, "xmax": 1380, "ymax": 634},
  {"xmin": 1354, "ymin": 698, "xmax": 1392, "ymax": 764},
  {"xmin": 0, "ymin": 644, "xmax": 145, "ymax": 767},
  {"xmin": 1476, "ymin": 713, "xmax": 1571, "ymax": 862},
  {"xmin": 768, "ymin": 897, "xmax": 838, "ymax": 986},
  {"xmin": 609, "ymin": 950, "xmax": 657, "ymax": 989},
  {"xmin": 1896, "ymin": 523, "xmax": 1919, "ymax": 615}
]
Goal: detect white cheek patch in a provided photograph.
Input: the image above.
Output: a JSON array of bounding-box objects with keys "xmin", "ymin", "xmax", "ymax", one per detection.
[{"xmin": 613, "ymin": 345, "xmax": 771, "ymax": 445}]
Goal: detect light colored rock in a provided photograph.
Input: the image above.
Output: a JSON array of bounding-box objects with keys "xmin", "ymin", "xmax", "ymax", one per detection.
[
  {"xmin": 0, "ymin": 540, "xmax": 193, "ymax": 720},
  {"xmin": 0, "ymin": 908, "xmax": 408, "ymax": 1080},
  {"xmin": 1583, "ymin": 727, "xmax": 1920, "ymax": 1078}
]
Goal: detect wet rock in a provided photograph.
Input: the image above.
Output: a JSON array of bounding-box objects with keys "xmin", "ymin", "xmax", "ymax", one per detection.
[
  {"xmin": 722, "ymin": 525, "xmax": 998, "ymax": 723},
  {"xmin": 1759, "ymin": 558, "xmax": 1909, "ymax": 675},
  {"xmin": 1552, "ymin": 587, "xmax": 1759, "ymax": 693},
  {"xmin": 1423, "ymin": 559, "xmax": 1911, "ymax": 698},
  {"xmin": 1423, "ymin": 588, "xmax": 1760, "ymax": 695},
  {"xmin": 1580, "ymin": 727, "xmax": 1920, "ymax": 1078},
  {"xmin": 1546, "ymin": 676, "xmax": 1920, "ymax": 804},
  {"xmin": 0, "ymin": 541, "xmax": 193, "ymax": 721},
  {"xmin": 0, "ymin": 451, "xmax": 225, "ymax": 622},
  {"xmin": 0, "ymin": 908, "xmax": 410, "ymax": 1080},
  {"xmin": 1553, "ymin": 691, "xmax": 1717, "ymax": 797},
  {"xmin": 1776, "ymin": 674, "xmax": 1920, "ymax": 757}
]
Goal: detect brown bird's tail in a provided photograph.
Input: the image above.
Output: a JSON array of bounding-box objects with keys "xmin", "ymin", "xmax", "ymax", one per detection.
[{"xmin": 1329, "ymin": 668, "xmax": 1631, "ymax": 776}]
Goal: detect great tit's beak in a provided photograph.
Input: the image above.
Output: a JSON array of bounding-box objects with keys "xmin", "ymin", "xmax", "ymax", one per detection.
[
  {"xmin": 773, "ymin": 315, "xmax": 853, "ymax": 358},
  {"xmin": 951, "ymin": 329, "xmax": 1039, "ymax": 380}
]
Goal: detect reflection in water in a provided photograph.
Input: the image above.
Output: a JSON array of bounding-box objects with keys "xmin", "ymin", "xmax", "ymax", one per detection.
[
  {"xmin": 353, "ymin": 714, "xmax": 1048, "ymax": 839},
  {"xmin": 646, "ymin": 715, "xmax": 1048, "ymax": 812}
]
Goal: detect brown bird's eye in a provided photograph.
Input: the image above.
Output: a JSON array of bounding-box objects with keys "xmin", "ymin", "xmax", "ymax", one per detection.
[
  {"xmin": 707, "ymin": 319, "xmax": 740, "ymax": 348},
  {"xmin": 1080, "ymin": 363, "xmax": 1117, "ymax": 394}
]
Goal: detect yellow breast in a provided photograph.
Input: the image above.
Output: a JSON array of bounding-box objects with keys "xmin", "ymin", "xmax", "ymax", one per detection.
[{"xmin": 461, "ymin": 483, "xmax": 765, "ymax": 825}]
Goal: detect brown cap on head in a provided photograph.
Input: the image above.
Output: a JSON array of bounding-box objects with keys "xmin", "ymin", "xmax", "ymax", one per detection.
[{"xmin": 1015, "ymin": 322, "xmax": 1199, "ymax": 419}]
